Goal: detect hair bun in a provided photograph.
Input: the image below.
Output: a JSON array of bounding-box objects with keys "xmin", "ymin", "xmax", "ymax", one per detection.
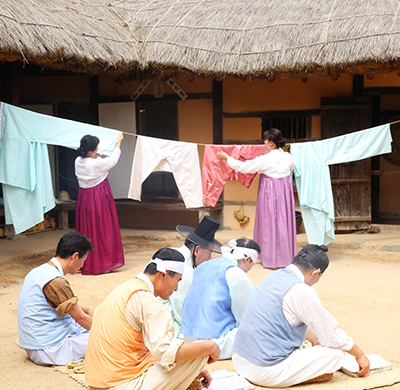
[{"xmin": 319, "ymin": 245, "xmax": 329, "ymax": 252}]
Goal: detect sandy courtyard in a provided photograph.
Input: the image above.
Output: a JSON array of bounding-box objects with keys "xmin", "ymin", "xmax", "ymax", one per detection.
[{"xmin": 1, "ymin": 228, "xmax": 400, "ymax": 390}]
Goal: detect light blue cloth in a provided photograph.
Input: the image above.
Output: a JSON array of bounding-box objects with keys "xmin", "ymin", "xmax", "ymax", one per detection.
[
  {"xmin": 0, "ymin": 102, "xmax": 121, "ymax": 234},
  {"xmin": 181, "ymin": 257, "xmax": 237, "ymax": 339},
  {"xmin": 290, "ymin": 125, "xmax": 392, "ymax": 245}
]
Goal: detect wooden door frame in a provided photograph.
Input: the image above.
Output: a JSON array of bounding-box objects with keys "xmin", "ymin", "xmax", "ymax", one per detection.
[{"xmin": 320, "ymin": 95, "xmax": 373, "ymax": 231}]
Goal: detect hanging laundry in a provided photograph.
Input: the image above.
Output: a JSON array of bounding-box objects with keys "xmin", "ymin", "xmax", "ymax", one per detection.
[
  {"xmin": 128, "ymin": 135, "xmax": 203, "ymax": 208},
  {"xmin": 0, "ymin": 102, "xmax": 121, "ymax": 234},
  {"xmin": 202, "ymin": 144, "xmax": 268, "ymax": 207},
  {"xmin": 290, "ymin": 124, "xmax": 392, "ymax": 245}
]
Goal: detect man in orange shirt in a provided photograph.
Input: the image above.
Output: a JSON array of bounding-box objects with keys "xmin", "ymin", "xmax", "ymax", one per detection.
[{"xmin": 85, "ymin": 247, "xmax": 220, "ymax": 390}]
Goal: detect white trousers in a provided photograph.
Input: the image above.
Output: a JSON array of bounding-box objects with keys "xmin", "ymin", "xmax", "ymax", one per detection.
[
  {"xmin": 232, "ymin": 346, "xmax": 346, "ymax": 388},
  {"xmin": 184, "ymin": 326, "xmax": 239, "ymax": 360},
  {"xmin": 128, "ymin": 135, "xmax": 204, "ymax": 208},
  {"xmin": 25, "ymin": 321, "xmax": 89, "ymax": 366},
  {"xmin": 91, "ymin": 356, "xmax": 208, "ymax": 390}
]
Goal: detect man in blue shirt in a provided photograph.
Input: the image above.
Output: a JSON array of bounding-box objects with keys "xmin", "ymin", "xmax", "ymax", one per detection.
[
  {"xmin": 18, "ymin": 232, "xmax": 94, "ymax": 365},
  {"xmin": 181, "ymin": 238, "xmax": 260, "ymax": 359},
  {"xmin": 161, "ymin": 216, "xmax": 222, "ymax": 336}
]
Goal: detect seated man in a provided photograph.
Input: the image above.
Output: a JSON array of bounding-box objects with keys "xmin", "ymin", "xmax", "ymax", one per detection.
[
  {"xmin": 18, "ymin": 231, "xmax": 94, "ymax": 365},
  {"xmin": 85, "ymin": 247, "xmax": 220, "ymax": 390},
  {"xmin": 162, "ymin": 216, "xmax": 222, "ymax": 337},
  {"xmin": 181, "ymin": 238, "xmax": 260, "ymax": 359},
  {"xmin": 232, "ymin": 244, "xmax": 370, "ymax": 388}
]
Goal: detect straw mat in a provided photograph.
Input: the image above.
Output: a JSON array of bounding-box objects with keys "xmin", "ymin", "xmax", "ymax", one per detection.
[
  {"xmin": 54, "ymin": 359, "xmax": 400, "ymax": 390},
  {"xmin": 54, "ymin": 360, "xmax": 88, "ymax": 389},
  {"xmin": 206, "ymin": 360, "xmax": 400, "ymax": 390}
]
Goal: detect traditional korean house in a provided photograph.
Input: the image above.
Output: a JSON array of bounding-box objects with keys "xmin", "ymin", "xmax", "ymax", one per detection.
[{"xmin": 1, "ymin": 0, "xmax": 400, "ymax": 234}]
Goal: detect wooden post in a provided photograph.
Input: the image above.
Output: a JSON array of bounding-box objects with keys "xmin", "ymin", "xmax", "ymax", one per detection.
[
  {"xmin": 0, "ymin": 62, "xmax": 20, "ymax": 105},
  {"xmin": 89, "ymin": 76, "xmax": 99, "ymax": 125},
  {"xmin": 353, "ymin": 74, "xmax": 364, "ymax": 96},
  {"xmin": 371, "ymin": 94, "xmax": 382, "ymax": 223},
  {"xmin": 1, "ymin": 62, "xmax": 20, "ymax": 236},
  {"xmin": 213, "ymin": 80, "xmax": 223, "ymax": 144},
  {"xmin": 58, "ymin": 210, "xmax": 69, "ymax": 230}
]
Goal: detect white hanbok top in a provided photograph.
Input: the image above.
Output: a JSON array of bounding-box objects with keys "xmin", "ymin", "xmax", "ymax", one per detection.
[
  {"xmin": 227, "ymin": 149, "xmax": 295, "ymax": 178},
  {"xmin": 283, "ymin": 264, "xmax": 353, "ymax": 350},
  {"xmin": 75, "ymin": 147, "xmax": 121, "ymax": 188}
]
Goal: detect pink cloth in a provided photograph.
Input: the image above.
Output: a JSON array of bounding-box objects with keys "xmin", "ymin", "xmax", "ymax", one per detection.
[
  {"xmin": 76, "ymin": 178, "xmax": 125, "ymax": 275},
  {"xmin": 202, "ymin": 145, "xmax": 268, "ymax": 207},
  {"xmin": 254, "ymin": 174, "xmax": 297, "ymax": 269}
]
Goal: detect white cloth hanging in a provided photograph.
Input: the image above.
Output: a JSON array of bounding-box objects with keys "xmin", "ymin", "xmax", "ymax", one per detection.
[{"xmin": 128, "ymin": 136, "xmax": 204, "ymax": 208}]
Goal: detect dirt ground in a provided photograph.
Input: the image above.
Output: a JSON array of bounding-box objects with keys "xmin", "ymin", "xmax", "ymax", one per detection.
[{"xmin": 1, "ymin": 227, "xmax": 400, "ymax": 390}]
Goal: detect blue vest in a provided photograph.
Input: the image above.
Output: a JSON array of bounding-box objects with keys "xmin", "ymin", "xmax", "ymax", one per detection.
[
  {"xmin": 181, "ymin": 257, "xmax": 237, "ymax": 339},
  {"xmin": 18, "ymin": 262, "xmax": 77, "ymax": 349},
  {"xmin": 233, "ymin": 267, "xmax": 308, "ymax": 366}
]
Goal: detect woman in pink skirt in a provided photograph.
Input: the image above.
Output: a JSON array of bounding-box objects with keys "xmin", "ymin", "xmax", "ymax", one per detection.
[
  {"xmin": 217, "ymin": 129, "xmax": 296, "ymax": 269},
  {"xmin": 75, "ymin": 133, "xmax": 125, "ymax": 275}
]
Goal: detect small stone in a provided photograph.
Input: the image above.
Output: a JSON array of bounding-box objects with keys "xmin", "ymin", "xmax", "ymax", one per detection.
[
  {"xmin": 346, "ymin": 242, "xmax": 360, "ymax": 250},
  {"xmin": 358, "ymin": 242, "xmax": 378, "ymax": 250},
  {"xmin": 382, "ymin": 244, "xmax": 400, "ymax": 252}
]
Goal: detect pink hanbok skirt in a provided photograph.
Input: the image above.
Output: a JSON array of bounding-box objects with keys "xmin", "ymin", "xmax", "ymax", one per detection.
[
  {"xmin": 253, "ymin": 174, "xmax": 297, "ymax": 269},
  {"xmin": 76, "ymin": 178, "xmax": 124, "ymax": 275}
]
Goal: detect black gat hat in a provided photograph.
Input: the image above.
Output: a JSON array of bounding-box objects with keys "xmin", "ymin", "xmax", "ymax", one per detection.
[{"xmin": 176, "ymin": 215, "xmax": 222, "ymax": 254}]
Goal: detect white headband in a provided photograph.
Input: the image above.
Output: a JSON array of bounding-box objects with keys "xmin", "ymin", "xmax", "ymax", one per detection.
[
  {"xmin": 145, "ymin": 258, "xmax": 185, "ymax": 275},
  {"xmin": 221, "ymin": 239, "xmax": 259, "ymax": 263}
]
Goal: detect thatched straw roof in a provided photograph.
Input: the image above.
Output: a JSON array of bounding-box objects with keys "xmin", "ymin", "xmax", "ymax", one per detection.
[
  {"xmin": 0, "ymin": 0, "xmax": 140, "ymax": 78},
  {"xmin": 2, "ymin": 0, "xmax": 400, "ymax": 80}
]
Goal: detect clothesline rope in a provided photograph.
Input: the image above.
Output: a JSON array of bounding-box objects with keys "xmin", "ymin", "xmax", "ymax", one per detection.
[
  {"xmin": 120, "ymin": 131, "xmax": 213, "ymax": 146},
  {"xmin": 121, "ymin": 118, "xmax": 400, "ymax": 146}
]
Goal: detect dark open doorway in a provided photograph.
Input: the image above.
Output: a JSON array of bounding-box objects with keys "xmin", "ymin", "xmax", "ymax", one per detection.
[{"xmin": 137, "ymin": 100, "xmax": 180, "ymax": 201}]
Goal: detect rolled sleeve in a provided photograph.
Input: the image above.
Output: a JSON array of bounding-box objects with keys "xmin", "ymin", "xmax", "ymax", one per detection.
[
  {"xmin": 158, "ymin": 338, "xmax": 184, "ymax": 371},
  {"xmin": 56, "ymin": 297, "xmax": 79, "ymax": 317},
  {"xmin": 42, "ymin": 276, "xmax": 77, "ymax": 317}
]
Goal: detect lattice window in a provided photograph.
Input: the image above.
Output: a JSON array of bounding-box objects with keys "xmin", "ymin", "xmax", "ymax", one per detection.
[{"xmin": 262, "ymin": 116, "xmax": 312, "ymax": 141}]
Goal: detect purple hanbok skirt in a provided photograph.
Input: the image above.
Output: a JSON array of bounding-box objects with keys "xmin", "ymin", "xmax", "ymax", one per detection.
[
  {"xmin": 76, "ymin": 178, "xmax": 124, "ymax": 275},
  {"xmin": 253, "ymin": 174, "xmax": 297, "ymax": 269}
]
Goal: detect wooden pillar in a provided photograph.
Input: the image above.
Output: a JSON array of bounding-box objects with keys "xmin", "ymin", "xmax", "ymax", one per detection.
[
  {"xmin": 89, "ymin": 76, "xmax": 99, "ymax": 125},
  {"xmin": 371, "ymin": 94, "xmax": 382, "ymax": 223},
  {"xmin": 0, "ymin": 62, "xmax": 20, "ymax": 106},
  {"xmin": 1, "ymin": 62, "xmax": 20, "ymax": 236},
  {"xmin": 212, "ymin": 80, "xmax": 223, "ymax": 144},
  {"xmin": 353, "ymin": 74, "xmax": 364, "ymax": 96},
  {"xmin": 58, "ymin": 209, "xmax": 69, "ymax": 230}
]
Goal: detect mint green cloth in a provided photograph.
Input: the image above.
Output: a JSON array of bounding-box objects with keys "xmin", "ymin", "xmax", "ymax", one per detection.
[
  {"xmin": 290, "ymin": 125, "xmax": 392, "ymax": 245},
  {"xmin": 0, "ymin": 102, "xmax": 121, "ymax": 234}
]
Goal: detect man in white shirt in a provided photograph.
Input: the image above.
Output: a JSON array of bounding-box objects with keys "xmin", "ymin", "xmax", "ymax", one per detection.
[
  {"xmin": 232, "ymin": 244, "xmax": 370, "ymax": 387},
  {"xmin": 161, "ymin": 216, "xmax": 222, "ymax": 337},
  {"xmin": 181, "ymin": 238, "xmax": 259, "ymax": 359}
]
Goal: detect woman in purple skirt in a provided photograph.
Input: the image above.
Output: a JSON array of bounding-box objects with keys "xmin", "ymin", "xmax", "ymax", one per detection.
[
  {"xmin": 217, "ymin": 129, "xmax": 296, "ymax": 269},
  {"xmin": 75, "ymin": 134, "xmax": 125, "ymax": 275}
]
